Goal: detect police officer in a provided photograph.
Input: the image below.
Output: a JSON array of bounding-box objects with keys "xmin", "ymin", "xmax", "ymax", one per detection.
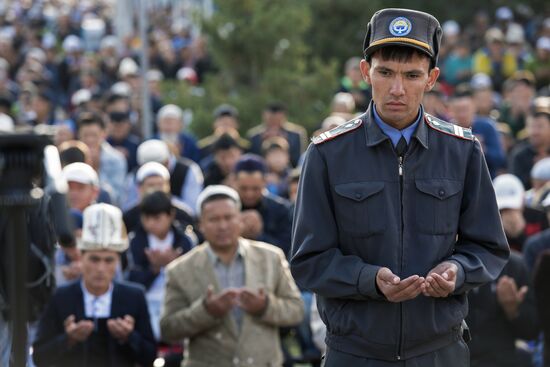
[{"xmin": 290, "ymin": 8, "xmax": 510, "ymax": 367}]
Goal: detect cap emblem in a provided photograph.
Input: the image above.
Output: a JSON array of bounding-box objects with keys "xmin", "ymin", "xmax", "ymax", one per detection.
[{"xmin": 389, "ymin": 17, "xmax": 412, "ymax": 36}]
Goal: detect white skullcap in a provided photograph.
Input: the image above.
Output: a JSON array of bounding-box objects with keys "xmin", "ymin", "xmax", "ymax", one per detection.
[
  {"xmin": 531, "ymin": 157, "xmax": 550, "ymax": 181},
  {"xmin": 471, "ymin": 72, "xmax": 492, "ymax": 90},
  {"xmin": 63, "ymin": 162, "xmax": 99, "ymax": 187},
  {"xmin": 176, "ymin": 67, "xmax": 198, "ymax": 83},
  {"xmin": 79, "ymin": 203, "xmax": 128, "ymax": 252},
  {"xmin": 147, "ymin": 69, "xmax": 164, "ymax": 82},
  {"xmin": 136, "ymin": 162, "xmax": 170, "ymax": 184},
  {"xmin": 506, "ymin": 24, "xmax": 525, "ymax": 44},
  {"xmin": 496, "ymin": 6, "xmax": 513, "ymax": 20},
  {"xmin": 110, "ymin": 81, "xmax": 131, "ymax": 97},
  {"xmin": 493, "ymin": 174, "xmax": 525, "ymax": 210},
  {"xmin": 137, "ymin": 139, "xmax": 171, "ymax": 166},
  {"xmin": 118, "ymin": 57, "xmax": 139, "ymax": 77},
  {"xmin": 157, "ymin": 104, "xmax": 183, "ymax": 122},
  {"xmin": 442, "ymin": 20, "xmax": 460, "ymax": 36},
  {"xmin": 100, "ymin": 35, "xmax": 118, "ymax": 50},
  {"xmin": 196, "ymin": 185, "xmax": 241, "ymax": 215},
  {"xmin": 537, "ymin": 37, "xmax": 550, "ymax": 51},
  {"xmin": 62, "ymin": 35, "xmax": 82, "ymax": 53},
  {"xmin": 27, "ymin": 47, "xmax": 47, "ymax": 64},
  {"xmin": 0, "ymin": 113, "xmax": 14, "ymax": 132},
  {"xmin": 71, "ymin": 89, "xmax": 92, "ymax": 106}
]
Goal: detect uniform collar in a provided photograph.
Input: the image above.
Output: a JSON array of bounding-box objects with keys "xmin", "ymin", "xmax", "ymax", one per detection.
[
  {"xmin": 364, "ymin": 101, "xmax": 429, "ymax": 149},
  {"xmin": 372, "ymin": 104, "xmax": 420, "ymax": 147}
]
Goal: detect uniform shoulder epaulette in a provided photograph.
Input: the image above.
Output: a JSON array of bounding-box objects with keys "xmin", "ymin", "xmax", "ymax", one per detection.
[
  {"xmin": 424, "ymin": 113, "xmax": 474, "ymax": 141},
  {"xmin": 312, "ymin": 118, "xmax": 363, "ymax": 145}
]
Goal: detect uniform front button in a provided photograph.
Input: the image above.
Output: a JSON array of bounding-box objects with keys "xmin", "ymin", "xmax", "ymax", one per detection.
[
  {"xmin": 233, "ymin": 357, "xmax": 239, "ymax": 365},
  {"xmin": 215, "ymin": 332, "xmax": 222, "ymax": 339},
  {"xmin": 355, "ymin": 192, "xmax": 362, "ymax": 199},
  {"xmin": 438, "ymin": 189, "xmax": 445, "ymax": 197},
  {"xmin": 247, "ymin": 357, "xmax": 254, "ymax": 364}
]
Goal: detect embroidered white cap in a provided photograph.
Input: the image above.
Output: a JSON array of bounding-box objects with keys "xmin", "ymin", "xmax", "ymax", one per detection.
[{"xmin": 78, "ymin": 203, "xmax": 128, "ymax": 252}]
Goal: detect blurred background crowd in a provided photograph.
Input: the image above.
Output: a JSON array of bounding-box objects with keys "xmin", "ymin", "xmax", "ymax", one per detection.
[{"xmin": 2, "ymin": 0, "xmax": 550, "ymax": 366}]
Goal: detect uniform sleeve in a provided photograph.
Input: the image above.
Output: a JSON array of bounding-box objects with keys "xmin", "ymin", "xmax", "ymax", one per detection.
[
  {"xmin": 449, "ymin": 138, "xmax": 510, "ymax": 294},
  {"xmin": 290, "ymin": 144, "xmax": 384, "ymax": 301}
]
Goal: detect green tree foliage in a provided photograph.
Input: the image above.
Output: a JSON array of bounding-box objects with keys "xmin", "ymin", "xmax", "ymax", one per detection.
[
  {"xmin": 162, "ymin": 0, "xmax": 338, "ymax": 138},
  {"xmin": 305, "ymin": 0, "xmax": 383, "ymax": 68}
]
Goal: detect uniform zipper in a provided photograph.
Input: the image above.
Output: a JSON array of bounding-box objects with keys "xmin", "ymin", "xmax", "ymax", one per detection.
[{"xmin": 397, "ymin": 152, "xmax": 406, "ymax": 361}]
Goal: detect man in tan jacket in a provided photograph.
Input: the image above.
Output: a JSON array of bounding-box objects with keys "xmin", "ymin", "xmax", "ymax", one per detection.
[{"xmin": 160, "ymin": 185, "xmax": 304, "ymax": 367}]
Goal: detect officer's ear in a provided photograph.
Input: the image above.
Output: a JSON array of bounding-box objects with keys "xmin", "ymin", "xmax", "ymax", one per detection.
[
  {"xmin": 425, "ymin": 66, "xmax": 440, "ymax": 92},
  {"xmin": 360, "ymin": 59, "xmax": 372, "ymax": 85}
]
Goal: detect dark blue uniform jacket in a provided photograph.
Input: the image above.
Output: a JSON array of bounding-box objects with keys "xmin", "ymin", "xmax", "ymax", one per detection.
[{"xmin": 291, "ymin": 103, "xmax": 509, "ymax": 361}]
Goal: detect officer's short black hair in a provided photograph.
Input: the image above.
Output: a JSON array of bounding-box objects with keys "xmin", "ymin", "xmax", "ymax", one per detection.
[
  {"xmin": 77, "ymin": 111, "xmax": 106, "ymax": 130},
  {"xmin": 140, "ymin": 190, "xmax": 174, "ymax": 216},
  {"xmin": 366, "ymin": 46, "xmax": 435, "ymax": 70}
]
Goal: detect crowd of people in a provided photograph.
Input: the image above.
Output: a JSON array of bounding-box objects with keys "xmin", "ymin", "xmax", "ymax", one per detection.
[{"xmin": 1, "ymin": 1, "xmax": 550, "ymax": 366}]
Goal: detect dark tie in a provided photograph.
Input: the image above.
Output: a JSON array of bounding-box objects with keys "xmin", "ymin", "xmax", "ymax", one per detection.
[{"xmin": 395, "ymin": 135, "xmax": 408, "ymax": 157}]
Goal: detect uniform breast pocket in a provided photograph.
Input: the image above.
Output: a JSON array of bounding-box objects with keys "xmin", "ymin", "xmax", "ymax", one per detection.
[
  {"xmin": 333, "ymin": 181, "xmax": 386, "ymax": 237},
  {"xmin": 414, "ymin": 179, "xmax": 463, "ymax": 235}
]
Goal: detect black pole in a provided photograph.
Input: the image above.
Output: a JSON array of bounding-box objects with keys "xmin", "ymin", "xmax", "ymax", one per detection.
[
  {"xmin": 7, "ymin": 207, "xmax": 30, "ymax": 367},
  {"xmin": 0, "ymin": 133, "xmax": 50, "ymax": 367}
]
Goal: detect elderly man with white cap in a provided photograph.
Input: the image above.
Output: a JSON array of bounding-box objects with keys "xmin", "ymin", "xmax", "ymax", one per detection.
[
  {"xmin": 122, "ymin": 139, "xmax": 203, "ymax": 214},
  {"xmin": 63, "ymin": 162, "xmax": 100, "ymax": 212},
  {"xmin": 122, "ymin": 161, "xmax": 195, "ymax": 234},
  {"xmin": 160, "ymin": 185, "xmax": 304, "ymax": 367},
  {"xmin": 32, "ymin": 203, "xmax": 156, "ymax": 367},
  {"xmin": 155, "ymin": 104, "xmax": 201, "ymax": 162}
]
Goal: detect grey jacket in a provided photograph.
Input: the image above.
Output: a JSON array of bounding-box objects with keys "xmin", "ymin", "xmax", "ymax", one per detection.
[{"xmin": 290, "ymin": 103, "xmax": 509, "ymax": 361}]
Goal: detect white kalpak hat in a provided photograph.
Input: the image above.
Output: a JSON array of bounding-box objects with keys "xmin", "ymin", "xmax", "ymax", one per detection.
[{"xmin": 78, "ymin": 203, "xmax": 129, "ymax": 252}]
